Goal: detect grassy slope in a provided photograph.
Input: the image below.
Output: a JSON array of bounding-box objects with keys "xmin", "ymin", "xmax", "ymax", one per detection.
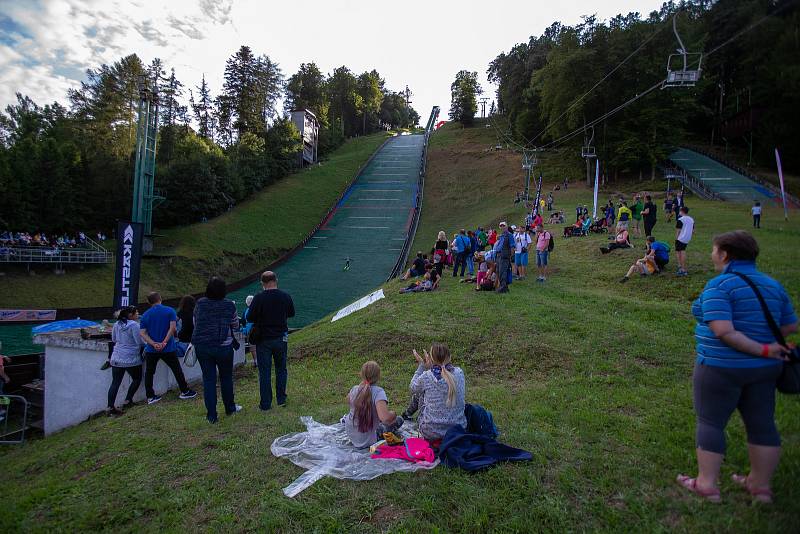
[
  {"xmin": 4, "ymin": 123, "xmax": 800, "ymax": 532},
  {"xmin": 0, "ymin": 133, "xmax": 389, "ymax": 308}
]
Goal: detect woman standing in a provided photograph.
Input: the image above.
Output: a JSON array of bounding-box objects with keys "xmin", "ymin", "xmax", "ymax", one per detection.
[
  {"xmin": 192, "ymin": 277, "xmax": 241, "ymax": 423},
  {"xmin": 677, "ymin": 231, "xmax": 797, "ymax": 503},
  {"xmin": 432, "ymin": 231, "xmax": 448, "ymax": 277},
  {"xmin": 107, "ymin": 306, "xmax": 144, "ymax": 415},
  {"xmin": 176, "ymin": 295, "xmax": 195, "ymax": 344}
]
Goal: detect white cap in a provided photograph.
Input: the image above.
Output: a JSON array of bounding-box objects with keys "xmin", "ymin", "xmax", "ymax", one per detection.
[
  {"xmin": 499, "ymin": 221, "xmax": 507, "ymax": 227},
  {"xmin": 510, "ymin": 225, "xmax": 517, "ymax": 231},
  {"xmin": 245, "ymin": 295, "xmax": 254, "ymax": 307}
]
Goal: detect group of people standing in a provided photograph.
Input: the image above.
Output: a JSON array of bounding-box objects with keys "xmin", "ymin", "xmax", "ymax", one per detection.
[{"xmin": 106, "ymin": 271, "xmax": 295, "ymax": 424}]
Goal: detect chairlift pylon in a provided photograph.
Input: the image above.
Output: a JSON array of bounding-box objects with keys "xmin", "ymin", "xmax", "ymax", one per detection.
[
  {"xmin": 663, "ymin": 13, "xmax": 702, "ymax": 88},
  {"xmin": 581, "ymin": 126, "xmax": 596, "ymax": 159}
]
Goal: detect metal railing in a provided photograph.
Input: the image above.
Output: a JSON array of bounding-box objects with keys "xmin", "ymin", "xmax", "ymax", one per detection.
[
  {"xmin": 0, "ymin": 236, "xmax": 112, "ymax": 264},
  {"xmin": 661, "ymin": 163, "xmax": 721, "ymax": 201},
  {"xmin": 0, "ymin": 395, "xmax": 29, "ymax": 444},
  {"xmin": 683, "ymin": 145, "xmax": 799, "ymax": 206}
]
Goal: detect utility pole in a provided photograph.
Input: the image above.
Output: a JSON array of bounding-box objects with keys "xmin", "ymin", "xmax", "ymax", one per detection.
[
  {"xmin": 404, "ymin": 85, "xmax": 412, "ymax": 109},
  {"xmin": 479, "ymin": 97, "xmax": 489, "ymax": 118}
]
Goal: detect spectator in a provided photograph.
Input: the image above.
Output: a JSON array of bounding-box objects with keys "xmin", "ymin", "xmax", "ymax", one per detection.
[
  {"xmin": 175, "ymin": 295, "xmax": 195, "ymax": 344},
  {"xmin": 631, "ymin": 195, "xmax": 644, "ymax": 237},
  {"xmin": 487, "ymin": 228, "xmax": 497, "ymax": 248},
  {"xmin": 674, "ymin": 191, "xmax": 685, "ymax": 220},
  {"xmin": 140, "ymin": 292, "xmax": 196, "ymax": 404},
  {"xmin": 344, "ymin": 361, "xmax": 403, "ymax": 448},
  {"xmin": 752, "ymin": 201, "xmax": 762, "ymax": 229},
  {"xmin": 675, "ymin": 206, "xmax": 695, "ymax": 276},
  {"xmin": 241, "ymin": 294, "xmax": 258, "ymax": 367},
  {"xmin": 407, "ymin": 343, "xmax": 467, "ymax": 440},
  {"xmin": 493, "ymin": 222, "xmax": 513, "ymax": 293},
  {"xmin": 466, "ymin": 230, "xmax": 478, "ymax": 276},
  {"xmin": 192, "ymin": 277, "xmax": 241, "ymax": 423},
  {"xmin": 106, "ymin": 306, "xmax": 144, "ymax": 416},
  {"xmin": 619, "ymin": 237, "xmax": 668, "ymax": 283},
  {"xmin": 600, "ymin": 229, "xmax": 633, "ymax": 254},
  {"xmin": 535, "ymin": 224, "xmax": 552, "ymax": 282},
  {"xmin": 642, "ymin": 195, "xmax": 658, "ymax": 237},
  {"xmin": 432, "ymin": 231, "xmax": 449, "ymax": 277},
  {"xmin": 547, "ymin": 193, "xmax": 554, "ymax": 212},
  {"xmin": 403, "ymin": 252, "xmax": 427, "ymax": 280},
  {"xmin": 617, "ymin": 202, "xmax": 632, "ymax": 234},
  {"xmin": 247, "ymin": 271, "xmax": 296, "ymax": 411},
  {"xmin": 677, "ymin": 231, "xmax": 797, "ymax": 503},
  {"xmin": 476, "ymin": 227, "xmax": 488, "ymax": 251},
  {"xmin": 452, "ymin": 229, "xmax": 470, "ymax": 278},
  {"xmin": 513, "ymin": 225, "xmax": 531, "ymax": 280}
]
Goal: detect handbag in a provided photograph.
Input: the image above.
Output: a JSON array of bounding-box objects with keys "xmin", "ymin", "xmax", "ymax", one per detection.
[
  {"xmin": 733, "ymin": 273, "xmax": 800, "ymax": 394},
  {"xmin": 184, "ymin": 344, "xmax": 197, "ymax": 367}
]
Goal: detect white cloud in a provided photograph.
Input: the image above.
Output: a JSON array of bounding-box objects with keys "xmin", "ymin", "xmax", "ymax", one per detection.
[{"xmin": 0, "ymin": 0, "xmax": 667, "ymax": 122}]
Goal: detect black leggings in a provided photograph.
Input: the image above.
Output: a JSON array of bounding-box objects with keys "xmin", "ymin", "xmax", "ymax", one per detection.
[
  {"xmin": 644, "ymin": 219, "xmax": 656, "ymax": 237},
  {"xmin": 693, "ymin": 362, "xmax": 782, "ymax": 454},
  {"xmin": 108, "ymin": 365, "xmax": 143, "ymax": 408}
]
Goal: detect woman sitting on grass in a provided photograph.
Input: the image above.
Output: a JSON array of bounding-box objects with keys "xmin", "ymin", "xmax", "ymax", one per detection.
[
  {"xmin": 399, "ymin": 270, "xmax": 440, "ymax": 293},
  {"xmin": 408, "ymin": 343, "xmax": 467, "ymax": 441},
  {"xmin": 563, "ymin": 215, "xmax": 584, "ymax": 237},
  {"xmin": 600, "ymin": 229, "xmax": 633, "ymax": 254},
  {"xmin": 344, "ymin": 361, "xmax": 403, "ymax": 449}
]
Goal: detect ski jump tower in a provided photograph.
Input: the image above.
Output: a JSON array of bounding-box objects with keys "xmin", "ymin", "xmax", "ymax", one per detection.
[{"xmin": 131, "ymin": 74, "xmax": 163, "ymax": 248}]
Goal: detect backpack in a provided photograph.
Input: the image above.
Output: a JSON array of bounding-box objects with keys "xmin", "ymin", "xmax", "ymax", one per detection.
[{"xmin": 546, "ymin": 232, "xmax": 554, "ymax": 252}]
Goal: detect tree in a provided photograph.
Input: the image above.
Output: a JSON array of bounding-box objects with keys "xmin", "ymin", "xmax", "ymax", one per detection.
[
  {"xmin": 190, "ymin": 74, "xmax": 215, "ymax": 140},
  {"xmin": 357, "ymin": 70, "xmax": 384, "ymax": 134},
  {"xmin": 285, "ymin": 62, "xmax": 328, "ymax": 123},
  {"xmin": 449, "ymin": 70, "xmax": 481, "ymax": 126}
]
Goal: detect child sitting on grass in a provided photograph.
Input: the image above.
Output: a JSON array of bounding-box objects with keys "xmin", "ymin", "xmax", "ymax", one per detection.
[
  {"xmin": 407, "ymin": 343, "xmax": 467, "ymax": 441},
  {"xmin": 343, "ymin": 361, "xmax": 403, "ymax": 449}
]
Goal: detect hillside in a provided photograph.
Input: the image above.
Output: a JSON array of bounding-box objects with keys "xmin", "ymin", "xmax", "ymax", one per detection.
[
  {"xmin": 3, "ymin": 124, "xmax": 799, "ymax": 531},
  {"xmin": 0, "ymin": 133, "xmax": 390, "ymax": 309}
]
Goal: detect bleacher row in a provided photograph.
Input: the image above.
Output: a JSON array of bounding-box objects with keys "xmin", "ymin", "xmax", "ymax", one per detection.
[{"xmin": 0, "ymin": 232, "xmax": 112, "ymax": 265}]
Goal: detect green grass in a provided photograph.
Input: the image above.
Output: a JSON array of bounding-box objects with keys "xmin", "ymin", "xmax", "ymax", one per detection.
[
  {"xmin": 0, "ymin": 133, "xmax": 390, "ymax": 309},
  {"xmin": 3, "ymin": 124, "xmax": 800, "ymax": 532}
]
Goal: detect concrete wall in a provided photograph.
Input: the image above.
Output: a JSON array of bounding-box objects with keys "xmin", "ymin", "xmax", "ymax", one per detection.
[{"xmin": 36, "ymin": 333, "xmax": 245, "ymax": 435}]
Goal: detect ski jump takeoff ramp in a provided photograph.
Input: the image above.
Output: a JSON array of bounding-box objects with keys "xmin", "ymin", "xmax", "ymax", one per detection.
[{"xmin": 229, "ymin": 134, "xmax": 425, "ymax": 327}]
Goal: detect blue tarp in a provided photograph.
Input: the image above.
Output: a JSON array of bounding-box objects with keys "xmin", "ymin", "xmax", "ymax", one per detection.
[{"xmin": 31, "ymin": 319, "xmax": 97, "ymax": 335}]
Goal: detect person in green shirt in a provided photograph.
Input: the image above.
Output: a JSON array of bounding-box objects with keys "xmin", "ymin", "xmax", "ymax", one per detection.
[
  {"xmin": 631, "ymin": 194, "xmax": 644, "ymax": 237},
  {"xmin": 476, "ymin": 227, "xmax": 488, "ymax": 251}
]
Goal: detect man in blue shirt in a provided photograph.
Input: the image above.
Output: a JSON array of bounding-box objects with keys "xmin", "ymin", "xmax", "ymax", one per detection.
[
  {"xmin": 139, "ymin": 292, "xmax": 196, "ymax": 404},
  {"xmin": 452, "ymin": 229, "xmax": 470, "ymax": 278}
]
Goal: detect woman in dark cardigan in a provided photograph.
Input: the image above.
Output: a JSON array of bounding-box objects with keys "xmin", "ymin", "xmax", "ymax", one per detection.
[{"xmin": 192, "ymin": 277, "xmax": 241, "ymax": 423}]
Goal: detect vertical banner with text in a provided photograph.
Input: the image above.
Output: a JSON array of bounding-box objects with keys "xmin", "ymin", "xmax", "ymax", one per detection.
[{"xmin": 112, "ymin": 221, "xmax": 144, "ymax": 310}]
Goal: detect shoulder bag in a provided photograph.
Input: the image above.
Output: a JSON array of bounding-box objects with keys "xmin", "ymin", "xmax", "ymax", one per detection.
[
  {"xmin": 733, "ymin": 273, "xmax": 800, "ymax": 394},
  {"xmin": 184, "ymin": 344, "xmax": 197, "ymax": 367}
]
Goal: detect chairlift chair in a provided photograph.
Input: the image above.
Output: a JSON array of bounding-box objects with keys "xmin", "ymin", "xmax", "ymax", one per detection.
[
  {"xmin": 581, "ymin": 126, "xmax": 596, "ymax": 159},
  {"xmin": 663, "ymin": 13, "xmax": 702, "ymax": 88}
]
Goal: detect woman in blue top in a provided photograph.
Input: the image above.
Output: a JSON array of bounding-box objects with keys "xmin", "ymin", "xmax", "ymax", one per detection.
[{"xmin": 677, "ymin": 231, "xmax": 797, "ymax": 503}]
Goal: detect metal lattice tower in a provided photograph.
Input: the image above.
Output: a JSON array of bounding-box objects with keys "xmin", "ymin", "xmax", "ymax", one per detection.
[{"xmin": 131, "ymin": 75, "xmax": 164, "ymax": 236}]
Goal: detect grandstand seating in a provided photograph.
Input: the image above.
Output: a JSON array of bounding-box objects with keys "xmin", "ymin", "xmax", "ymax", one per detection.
[{"xmin": 0, "ymin": 236, "xmax": 111, "ymax": 265}]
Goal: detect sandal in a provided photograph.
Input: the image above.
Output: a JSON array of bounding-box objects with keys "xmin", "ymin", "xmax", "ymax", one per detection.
[
  {"xmin": 731, "ymin": 474, "xmax": 774, "ymax": 504},
  {"xmin": 676, "ymin": 474, "xmax": 721, "ymax": 503}
]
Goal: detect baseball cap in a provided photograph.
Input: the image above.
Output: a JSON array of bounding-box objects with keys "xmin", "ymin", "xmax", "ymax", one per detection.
[
  {"xmin": 499, "ymin": 221, "xmax": 507, "ymax": 227},
  {"xmin": 510, "ymin": 225, "xmax": 517, "ymax": 231}
]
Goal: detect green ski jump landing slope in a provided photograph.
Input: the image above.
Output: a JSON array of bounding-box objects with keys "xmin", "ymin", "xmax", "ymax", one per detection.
[{"xmin": 229, "ymin": 134, "xmax": 424, "ymax": 325}]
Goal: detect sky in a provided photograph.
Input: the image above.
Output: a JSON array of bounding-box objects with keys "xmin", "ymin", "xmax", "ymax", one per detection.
[{"xmin": 0, "ymin": 0, "xmax": 667, "ymax": 124}]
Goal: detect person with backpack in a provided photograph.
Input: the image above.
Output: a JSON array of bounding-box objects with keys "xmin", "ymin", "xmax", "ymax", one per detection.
[
  {"xmin": 535, "ymin": 224, "xmax": 553, "ymax": 282},
  {"xmin": 452, "ymin": 229, "xmax": 471, "ymax": 278},
  {"xmin": 619, "ymin": 237, "xmax": 669, "ymax": 283},
  {"xmin": 466, "ymin": 230, "xmax": 478, "ymax": 276}
]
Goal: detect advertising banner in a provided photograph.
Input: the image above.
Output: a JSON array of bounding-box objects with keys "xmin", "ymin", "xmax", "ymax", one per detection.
[
  {"xmin": 112, "ymin": 221, "xmax": 144, "ymax": 310},
  {"xmin": 0, "ymin": 309, "xmax": 57, "ymax": 322}
]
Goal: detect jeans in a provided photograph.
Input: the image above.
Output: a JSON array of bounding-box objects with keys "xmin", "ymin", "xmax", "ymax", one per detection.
[
  {"xmin": 465, "ymin": 253, "xmax": 474, "ymax": 275},
  {"xmin": 644, "ymin": 219, "xmax": 656, "ymax": 237},
  {"xmin": 144, "ymin": 351, "xmax": 188, "ymax": 398},
  {"xmin": 753, "ymin": 214, "xmax": 761, "ymax": 228},
  {"xmin": 496, "ymin": 256, "xmax": 511, "ymax": 291},
  {"xmin": 452, "ymin": 251, "xmax": 467, "ymax": 277},
  {"xmin": 256, "ymin": 337, "xmax": 288, "ymax": 409},
  {"xmin": 196, "ymin": 344, "xmax": 235, "ymax": 421},
  {"xmin": 107, "ymin": 365, "xmax": 142, "ymax": 408}
]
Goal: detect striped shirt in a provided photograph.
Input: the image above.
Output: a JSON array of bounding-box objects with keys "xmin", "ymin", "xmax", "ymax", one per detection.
[{"xmin": 692, "ymin": 260, "xmax": 797, "ymax": 368}]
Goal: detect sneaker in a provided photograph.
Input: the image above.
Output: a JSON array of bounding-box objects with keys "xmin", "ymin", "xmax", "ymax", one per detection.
[
  {"xmin": 122, "ymin": 400, "xmax": 137, "ymax": 409},
  {"xmin": 278, "ymin": 400, "xmax": 288, "ymax": 408},
  {"xmin": 600, "ymin": 247, "xmax": 609, "ymax": 254},
  {"xmin": 147, "ymin": 395, "xmax": 162, "ymax": 405},
  {"xmin": 619, "ymin": 276, "xmax": 629, "ymax": 283},
  {"xmin": 100, "ymin": 361, "xmax": 111, "ymax": 371},
  {"xmin": 226, "ymin": 404, "xmax": 243, "ymax": 415},
  {"xmin": 107, "ymin": 407, "xmax": 123, "ymax": 417},
  {"xmin": 676, "ymin": 270, "xmax": 688, "ymax": 277},
  {"xmin": 179, "ymin": 389, "xmax": 197, "ymax": 400}
]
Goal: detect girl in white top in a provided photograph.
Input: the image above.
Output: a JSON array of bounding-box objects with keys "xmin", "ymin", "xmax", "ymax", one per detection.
[{"xmin": 344, "ymin": 361, "xmax": 402, "ymax": 448}]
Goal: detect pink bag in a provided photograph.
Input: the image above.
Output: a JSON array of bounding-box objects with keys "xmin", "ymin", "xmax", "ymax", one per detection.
[{"xmin": 371, "ymin": 437, "xmax": 435, "ymax": 463}]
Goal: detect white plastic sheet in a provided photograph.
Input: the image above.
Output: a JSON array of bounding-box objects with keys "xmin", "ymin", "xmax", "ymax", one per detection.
[{"xmin": 271, "ymin": 416, "xmax": 438, "ymax": 497}]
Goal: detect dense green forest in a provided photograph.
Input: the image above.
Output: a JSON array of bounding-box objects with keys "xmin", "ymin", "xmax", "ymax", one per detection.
[
  {"xmin": 0, "ymin": 47, "xmax": 420, "ymax": 232},
  {"xmin": 482, "ymin": 0, "xmax": 798, "ymax": 181}
]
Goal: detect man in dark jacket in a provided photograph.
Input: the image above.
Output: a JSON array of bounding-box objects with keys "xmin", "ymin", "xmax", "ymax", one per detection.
[
  {"xmin": 247, "ymin": 271, "xmax": 295, "ymax": 410},
  {"xmin": 493, "ymin": 222, "xmax": 512, "ymax": 293}
]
